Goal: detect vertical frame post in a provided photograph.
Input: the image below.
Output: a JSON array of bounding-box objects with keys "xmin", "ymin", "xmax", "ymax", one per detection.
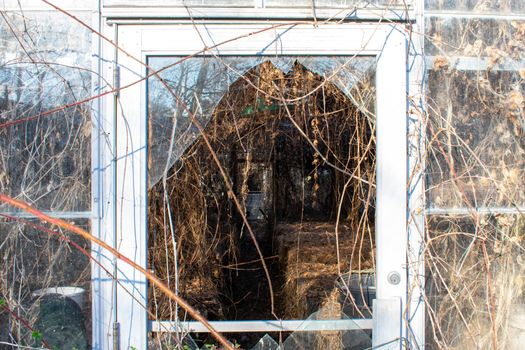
[
  {"xmin": 374, "ymin": 27, "xmax": 408, "ymax": 349},
  {"xmin": 93, "ymin": 19, "xmax": 120, "ymax": 350},
  {"xmin": 407, "ymin": 0, "xmax": 427, "ymax": 347},
  {"xmin": 114, "ymin": 25, "xmax": 148, "ymax": 350}
]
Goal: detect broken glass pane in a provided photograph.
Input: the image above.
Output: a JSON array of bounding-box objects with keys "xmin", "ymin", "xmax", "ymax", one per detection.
[
  {"xmin": 147, "ymin": 56, "xmax": 376, "ymax": 327},
  {"xmin": 147, "ymin": 55, "xmax": 374, "ymax": 187}
]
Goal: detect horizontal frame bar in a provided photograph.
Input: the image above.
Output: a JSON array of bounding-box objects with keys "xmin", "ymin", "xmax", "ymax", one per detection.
[
  {"xmin": 426, "ymin": 11, "xmax": 525, "ymax": 21},
  {"xmin": 129, "ymin": 22, "xmax": 396, "ymax": 56},
  {"xmin": 426, "ymin": 207, "xmax": 525, "ymax": 215},
  {"xmin": 425, "ymin": 56, "xmax": 525, "ymax": 72},
  {"xmin": 0, "ymin": 211, "xmax": 92, "ymax": 219},
  {"xmin": 150, "ymin": 319, "xmax": 373, "ymax": 333},
  {"xmin": 103, "ymin": 6, "xmax": 412, "ymax": 22}
]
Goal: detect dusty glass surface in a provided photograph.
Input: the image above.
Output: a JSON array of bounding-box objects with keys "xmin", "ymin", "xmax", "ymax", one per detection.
[
  {"xmin": 104, "ymin": 0, "xmax": 407, "ymax": 7},
  {"xmin": 104, "ymin": 0, "xmax": 259, "ymax": 6},
  {"xmin": 425, "ymin": 0, "xmax": 525, "ymax": 13},
  {"xmin": 426, "ymin": 69, "xmax": 525, "ymax": 208},
  {"xmin": 0, "ymin": 219, "xmax": 92, "ymax": 349},
  {"xmin": 0, "ymin": 11, "xmax": 92, "ymax": 212},
  {"xmin": 425, "ymin": 214, "xmax": 525, "ymax": 349},
  {"xmin": 425, "ymin": 17, "xmax": 525, "ymax": 59},
  {"xmin": 2, "ymin": 1, "xmax": 93, "ymax": 9},
  {"xmin": 264, "ymin": 0, "xmax": 406, "ymax": 7},
  {"xmin": 423, "ymin": 7, "xmax": 525, "ymax": 350}
]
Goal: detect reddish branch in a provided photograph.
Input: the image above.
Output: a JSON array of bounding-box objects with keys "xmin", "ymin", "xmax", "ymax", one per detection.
[
  {"xmin": 0, "ymin": 9, "xmax": 295, "ymax": 130},
  {"xmin": 1, "ymin": 214, "xmax": 181, "ymax": 340},
  {"xmin": 0, "ymin": 302, "xmax": 52, "ymax": 349},
  {"xmin": 0, "ymin": 194, "xmax": 234, "ymax": 350}
]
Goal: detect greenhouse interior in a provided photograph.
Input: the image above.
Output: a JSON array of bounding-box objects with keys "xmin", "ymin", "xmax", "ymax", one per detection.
[{"xmin": 0, "ymin": 0, "xmax": 524, "ymax": 349}]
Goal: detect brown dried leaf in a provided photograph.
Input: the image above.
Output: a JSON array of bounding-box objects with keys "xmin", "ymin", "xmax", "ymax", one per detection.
[
  {"xmin": 507, "ymin": 89, "xmax": 524, "ymax": 110},
  {"xmin": 463, "ymin": 39, "xmax": 483, "ymax": 56},
  {"xmin": 511, "ymin": 21, "xmax": 525, "ymax": 36},
  {"xmin": 485, "ymin": 46, "xmax": 508, "ymax": 69},
  {"xmin": 433, "ymin": 56, "xmax": 449, "ymax": 70}
]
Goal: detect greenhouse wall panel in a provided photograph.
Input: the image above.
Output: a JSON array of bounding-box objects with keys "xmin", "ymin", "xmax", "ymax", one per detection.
[{"xmin": 0, "ymin": 1, "xmax": 523, "ymax": 349}]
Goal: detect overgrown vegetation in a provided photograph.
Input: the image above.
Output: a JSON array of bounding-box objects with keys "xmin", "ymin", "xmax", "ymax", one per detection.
[{"xmin": 148, "ymin": 61, "xmax": 376, "ymax": 329}]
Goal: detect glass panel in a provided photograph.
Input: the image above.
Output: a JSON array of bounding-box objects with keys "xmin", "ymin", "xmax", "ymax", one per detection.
[
  {"xmin": 425, "ymin": 0, "xmax": 525, "ymax": 14},
  {"xmin": 0, "ymin": 219, "xmax": 92, "ymax": 349},
  {"xmin": 104, "ymin": 0, "xmax": 257, "ymax": 6},
  {"xmin": 426, "ymin": 69, "xmax": 525, "ymax": 208},
  {"xmin": 424, "ymin": 9, "xmax": 525, "ymax": 350},
  {"xmin": 425, "ymin": 17, "xmax": 525, "ymax": 58},
  {"xmin": 425, "ymin": 214, "xmax": 525, "ymax": 349},
  {"xmin": 2, "ymin": 1, "xmax": 92, "ymax": 9},
  {"xmin": 147, "ymin": 56, "xmax": 373, "ymax": 187},
  {"xmin": 147, "ymin": 55, "xmax": 376, "ymax": 339},
  {"xmin": 0, "ymin": 11, "xmax": 92, "ymax": 212}
]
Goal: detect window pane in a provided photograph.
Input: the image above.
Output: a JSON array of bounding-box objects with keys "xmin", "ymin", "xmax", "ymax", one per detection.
[
  {"xmin": 425, "ymin": 214, "xmax": 525, "ymax": 349},
  {"xmin": 426, "ymin": 69, "xmax": 525, "ymax": 208},
  {"xmin": 103, "ymin": 0, "xmax": 405, "ymax": 7},
  {"xmin": 0, "ymin": 11, "xmax": 92, "ymax": 212},
  {"xmin": 0, "ymin": 219, "xmax": 92, "ymax": 349},
  {"xmin": 425, "ymin": 0, "xmax": 525, "ymax": 14}
]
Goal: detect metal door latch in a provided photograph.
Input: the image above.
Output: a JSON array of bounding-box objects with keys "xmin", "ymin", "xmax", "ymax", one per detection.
[{"xmin": 387, "ymin": 271, "xmax": 401, "ymax": 285}]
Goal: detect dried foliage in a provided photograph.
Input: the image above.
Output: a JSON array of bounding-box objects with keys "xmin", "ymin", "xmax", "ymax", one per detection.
[
  {"xmin": 0, "ymin": 10, "xmax": 93, "ymax": 349},
  {"xmin": 0, "ymin": 221, "xmax": 91, "ymax": 348},
  {"xmin": 425, "ymin": 15, "xmax": 525, "ymax": 350},
  {"xmin": 276, "ymin": 222, "xmax": 374, "ymax": 319},
  {"xmin": 1, "ymin": 2, "xmax": 525, "ymax": 350},
  {"xmin": 148, "ymin": 61, "xmax": 376, "ymax": 325},
  {"xmin": 426, "ymin": 215, "xmax": 525, "ymax": 349},
  {"xmin": 426, "ymin": 69, "xmax": 525, "ymax": 208}
]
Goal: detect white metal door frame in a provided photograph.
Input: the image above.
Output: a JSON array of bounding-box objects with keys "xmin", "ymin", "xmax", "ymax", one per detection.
[{"xmin": 95, "ymin": 21, "xmax": 420, "ymax": 350}]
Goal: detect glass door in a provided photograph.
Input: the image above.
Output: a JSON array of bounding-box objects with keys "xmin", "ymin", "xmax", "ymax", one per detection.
[{"xmin": 109, "ymin": 22, "xmax": 409, "ymax": 350}]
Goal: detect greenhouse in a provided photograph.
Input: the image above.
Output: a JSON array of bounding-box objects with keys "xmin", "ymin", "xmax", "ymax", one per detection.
[{"xmin": 0, "ymin": 0, "xmax": 524, "ymax": 349}]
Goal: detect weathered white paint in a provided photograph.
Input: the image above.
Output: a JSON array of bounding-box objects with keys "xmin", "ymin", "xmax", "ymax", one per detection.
[
  {"xmin": 114, "ymin": 25, "xmax": 149, "ymax": 350},
  {"xmin": 102, "ymin": 5, "xmax": 413, "ymax": 22},
  {"xmin": 373, "ymin": 298, "xmax": 402, "ymax": 349},
  {"xmin": 92, "ymin": 18, "xmax": 120, "ymax": 350},
  {"xmin": 407, "ymin": 1, "xmax": 426, "ymax": 347},
  {"xmin": 374, "ymin": 26, "xmax": 407, "ymax": 349},
  {"xmin": 102, "ymin": 0, "xmax": 414, "ymax": 22}
]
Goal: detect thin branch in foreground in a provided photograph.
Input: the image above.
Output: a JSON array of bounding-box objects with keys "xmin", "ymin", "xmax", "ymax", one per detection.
[{"xmin": 0, "ymin": 194, "xmax": 234, "ymax": 350}]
